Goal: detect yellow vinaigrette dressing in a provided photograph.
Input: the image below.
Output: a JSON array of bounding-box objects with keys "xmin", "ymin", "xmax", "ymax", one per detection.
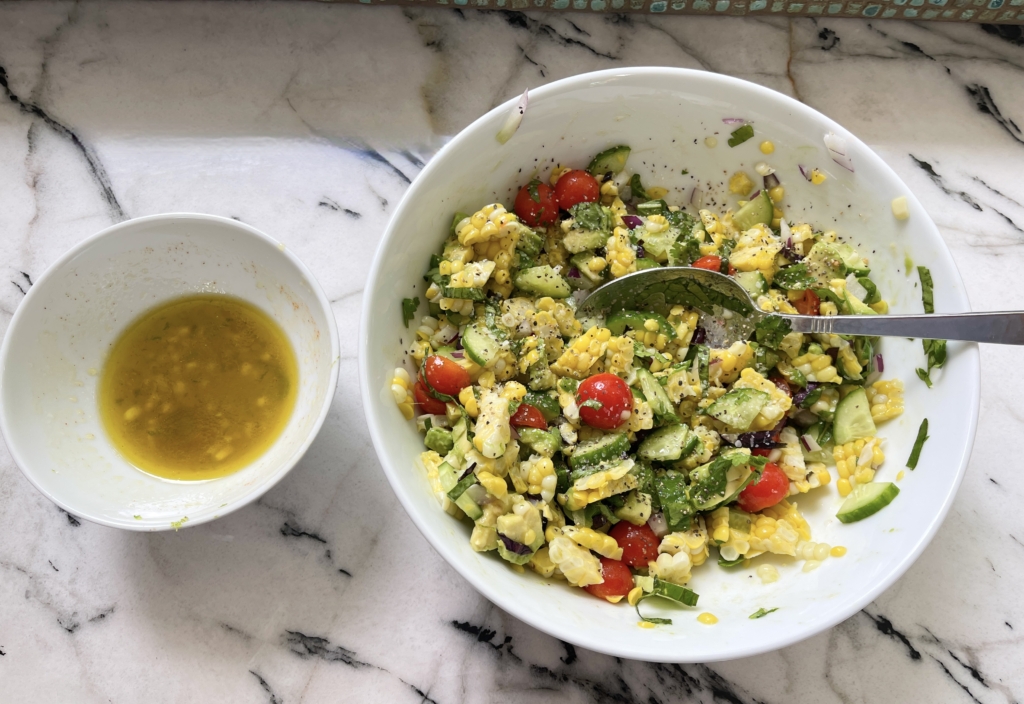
[{"xmin": 99, "ymin": 295, "xmax": 298, "ymax": 481}]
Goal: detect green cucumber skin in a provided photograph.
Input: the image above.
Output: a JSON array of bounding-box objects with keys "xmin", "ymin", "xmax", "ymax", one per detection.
[
  {"xmin": 569, "ymin": 433, "xmax": 630, "ymax": 470},
  {"xmin": 514, "ymin": 266, "xmax": 572, "ymax": 299},
  {"xmin": 587, "ymin": 145, "xmax": 631, "ymax": 176},
  {"xmin": 638, "ymin": 424, "xmax": 689, "ymax": 462},
  {"xmin": 836, "ymin": 482, "xmax": 899, "ymax": 523},
  {"xmin": 732, "ymin": 191, "xmax": 773, "ymax": 232},
  {"xmin": 462, "ymin": 324, "xmax": 499, "ymax": 366},
  {"xmin": 833, "ymin": 387, "xmax": 876, "ymax": 445}
]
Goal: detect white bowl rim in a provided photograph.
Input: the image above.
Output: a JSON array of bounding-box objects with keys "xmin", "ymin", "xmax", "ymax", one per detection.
[
  {"xmin": 359, "ymin": 67, "xmax": 980, "ymax": 662},
  {"xmin": 0, "ymin": 212, "xmax": 341, "ymax": 531}
]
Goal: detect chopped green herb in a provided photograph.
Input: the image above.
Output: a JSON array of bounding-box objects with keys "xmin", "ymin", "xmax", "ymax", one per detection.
[
  {"xmin": 915, "ymin": 367, "xmax": 933, "ymax": 388},
  {"xmin": 580, "ymin": 398, "xmax": 603, "ymax": 410},
  {"xmin": 727, "ymin": 124, "xmax": 755, "ymax": 148},
  {"xmin": 171, "ymin": 516, "xmax": 189, "ymax": 531},
  {"xmin": 629, "ymin": 173, "xmax": 649, "ymax": 202},
  {"xmin": 527, "ymin": 179, "xmax": 542, "ymax": 203},
  {"xmin": 718, "ymin": 555, "xmax": 746, "ymax": 567},
  {"xmin": 654, "ymin": 471, "xmax": 696, "ymax": 532},
  {"xmin": 918, "ymin": 266, "xmax": 935, "ymax": 314},
  {"xmin": 773, "ymin": 264, "xmax": 816, "ymax": 291},
  {"xmin": 907, "ymin": 418, "xmax": 929, "ymax": 469},
  {"xmin": 635, "ymin": 577, "xmax": 700, "ymax": 625},
  {"xmin": 681, "ymin": 169, "xmax": 689, "ymax": 175},
  {"xmin": 133, "ymin": 515, "xmax": 142, "ymax": 520},
  {"xmin": 754, "ymin": 315, "xmax": 792, "ymax": 349},
  {"xmin": 749, "ymin": 607, "xmax": 779, "ymax": 619},
  {"xmin": 569, "ymin": 202, "xmax": 612, "ymax": 232},
  {"xmin": 401, "ymin": 297, "xmax": 420, "ymax": 328}
]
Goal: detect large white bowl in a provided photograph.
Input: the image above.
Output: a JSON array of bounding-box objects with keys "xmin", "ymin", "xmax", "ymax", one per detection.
[
  {"xmin": 0, "ymin": 214, "xmax": 339, "ymax": 531},
  {"xmin": 359, "ymin": 68, "xmax": 979, "ymax": 662}
]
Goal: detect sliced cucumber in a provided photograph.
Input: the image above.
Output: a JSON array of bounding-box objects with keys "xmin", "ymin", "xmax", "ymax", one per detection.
[
  {"xmin": 587, "ymin": 145, "xmax": 631, "ymax": 176},
  {"xmin": 437, "ymin": 461, "xmax": 459, "ymax": 493},
  {"xmin": 636, "ymin": 200, "xmax": 669, "ymax": 217},
  {"xmin": 835, "ymin": 243, "xmax": 869, "ymax": 274},
  {"xmin": 734, "ymin": 271, "xmax": 768, "ymax": 298},
  {"xmin": 446, "ymin": 472, "xmax": 477, "ymax": 501},
  {"xmin": 514, "ymin": 266, "xmax": 571, "ymax": 299},
  {"xmin": 568, "ymin": 432, "xmax": 630, "ymax": 470},
  {"xmin": 569, "ymin": 252, "xmax": 605, "ymax": 287},
  {"xmin": 523, "ymin": 391, "xmax": 560, "ymax": 422},
  {"xmin": 462, "ymin": 324, "xmax": 500, "ymax": 366},
  {"xmin": 705, "ymin": 388, "xmax": 769, "ymax": 432},
  {"xmin": 732, "ymin": 190, "xmax": 773, "ymax": 232},
  {"xmin": 638, "ymin": 228, "xmax": 678, "ymax": 262},
  {"xmin": 605, "ymin": 310, "xmax": 676, "ymax": 340},
  {"xmin": 563, "ymin": 229, "xmax": 609, "ymax": 254},
  {"xmin": 635, "ymin": 257, "xmax": 659, "ymax": 270},
  {"xmin": 833, "ymin": 387, "xmax": 876, "ymax": 445},
  {"xmin": 635, "ymin": 368, "xmax": 678, "ymax": 422},
  {"xmin": 638, "ymin": 424, "xmax": 690, "ymax": 462},
  {"xmin": 805, "ymin": 242, "xmax": 845, "ymax": 285},
  {"xmin": 614, "ymin": 491, "xmax": 653, "ymax": 525},
  {"xmin": 518, "ymin": 427, "xmax": 562, "ymax": 458},
  {"xmin": 836, "ymin": 482, "xmax": 899, "ymax": 523},
  {"xmin": 455, "ymin": 491, "xmax": 483, "ymax": 520},
  {"xmin": 442, "ymin": 286, "xmax": 485, "ymax": 301}
]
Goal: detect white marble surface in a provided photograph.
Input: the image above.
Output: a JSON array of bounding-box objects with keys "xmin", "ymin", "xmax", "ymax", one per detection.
[{"xmin": 1, "ymin": 2, "xmax": 1023, "ymax": 701}]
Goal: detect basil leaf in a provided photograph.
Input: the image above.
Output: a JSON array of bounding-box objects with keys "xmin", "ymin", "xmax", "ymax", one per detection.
[
  {"xmin": 635, "ymin": 577, "xmax": 701, "ymax": 625},
  {"xmin": 918, "ymin": 265, "xmax": 935, "ymax": 314},
  {"xmin": 629, "ymin": 174, "xmax": 649, "ymax": 202},
  {"xmin": 906, "ymin": 418, "xmax": 929, "ymax": 470},
  {"xmin": 915, "ymin": 367, "xmax": 933, "ymax": 388},
  {"xmin": 401, "ymin": 297, "xmax": 420, "ymax": 328},
  {"xmin": 773, "ymin": 264, "xmax": 816, "ymax": 291},
  {"xmin": 653, "ymin": 471, "xmax": 695, "ymax": 532},
  {"xmin": 569, "ymin": 202, "xmax": 612, "ymax": 233},
  {"xmin": 754, "ymin": 315, "xmax": 791, "ymax": 349}
]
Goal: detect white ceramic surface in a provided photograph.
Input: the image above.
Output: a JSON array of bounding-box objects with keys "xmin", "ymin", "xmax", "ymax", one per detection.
[
  {"xmin": 361, "ymin": 67, "xmax": 980, "ymax": 662},
  {"xmin": 0, "ymin": 213, "xmax": 339, "ymax": 531}
]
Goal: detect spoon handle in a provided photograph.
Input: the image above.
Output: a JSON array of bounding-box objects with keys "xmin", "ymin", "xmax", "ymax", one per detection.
[{"xmin": 785, "ymin": 311, "xmax": 1024, "ymax": 345}]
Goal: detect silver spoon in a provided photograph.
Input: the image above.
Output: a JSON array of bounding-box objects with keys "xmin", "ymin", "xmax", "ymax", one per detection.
[{"xmin": 575, "ymin": 266, "xmax": 1024, "ymax": 347}]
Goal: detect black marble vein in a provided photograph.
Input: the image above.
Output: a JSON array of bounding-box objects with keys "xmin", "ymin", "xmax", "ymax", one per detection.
[
  {"xmin": 981, "ymin": 24, "xmax": 1024, "ymax": 49},
  {"xmin": 910, "ymin": 156, "xmax": 982, "ymax": 211},
  {"xmin": 965, "ymin": 84, "xmax": 1024, "ymax": 146},
  {"xmin": 279, "ymin": 521, "xmax": 327, "ymax": 543},
  {"xmin": 48, "ymin": 560, "xmax": 58, "ymax": 572},
  {"xmin": 58, "ymin": 507, "xmax": 81, "ymax": 527},
  {"xmin": 285, "ymin": 631, "xmax": 439, "ymax": 703},
  {"xmin": 499, "ymin": 11, "xmax": 617, "ymax": 61},
  {"xmin": 250, "ymin": 670, "xmax": 283, "ymax": 704},
  {"xmin": 449, "ymin": 620, "xmax": 763, "ymax": 704},
  {"xmin": 352, "ymin": 147, "xmax": 412, "ymax": 185},
  {"xmin": 861, "ymin": 610, "xmax": 921, "ymax": 660},
  {"xmin": 319, "ymin": 197, "xmax": 362, "ymax": 219},
  {"xmin": 929, "ymin": 655, "xmax": 983, "ymax": 704},
  {"xmin": 0, "ymin": 66, "xmax": 126, "ymax": 222},
  {"xmin": 818, "ymin": 28, "xmax": 839, "ymax": 51}
]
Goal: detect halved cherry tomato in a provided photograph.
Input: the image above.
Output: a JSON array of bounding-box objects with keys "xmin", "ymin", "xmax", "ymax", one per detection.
[
  {"xmin": 584, "ymin": 557, "xmax": 634, "ymax": 600},
  {"xmin": 423, "ymin": 355, "xmax": 471, "ymax": 396},
  {"xmin": 554, "ymin": 169, "xmax": 600, "ymax": 210},
  {"xmin": 514, "ymin": 180, "xmax": 559, "ymax": 228},
  {"xmin": 793, "ymin": 289, "xmax": 821, "ymax": 316},
  {"xmin": 609, "ymin": 521, "xmax": 659, "ymax": 569},
  {"xmin": 576, "ymin": 373, "xmax": 633, "ymax": 430},
  {"xmin": 737, "ymin": 462, "xmax": 789, "ymax": 513},
  {"xmin": 691, "ymin": 255, "xmax": 737, "ymax": 276},
  {"xmin": 510, "ymin": 403, "xmax": 547, "ymax": 430},
  {"xmin": 751, "ymin": 448, "xmax": 773, "ymax": 457},
  {"xmin": 413, "ymin": 381, "xmax": 447, "ymax": 415}
]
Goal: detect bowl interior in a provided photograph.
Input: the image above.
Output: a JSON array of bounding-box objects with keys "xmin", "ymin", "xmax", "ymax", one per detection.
[
  {"xmin": 361, "ymin": 69, "xmax": 978, "ymax": 662},
  {"xmin": 0, "ymin": 214, "xmax": 338, "ymax": 531}
]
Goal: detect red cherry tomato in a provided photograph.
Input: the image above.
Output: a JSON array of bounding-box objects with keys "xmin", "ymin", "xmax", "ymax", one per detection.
[
  {"xmin": 510, "ymin": 403, "xmax": 547, "ymax": 430},
  {"xmin": 576, "ymin": 373, "xmax": 633, "ymax": 430},
  {"xmin": 514, "ymin": 181, "xmax": 559, "ymax": 228},
  {"xmin": 737, "ymin": 462, "xmax": 789, "ymax": 513},
  {"xmin": 691, "ymin": 255, "xmax": 737, "ymax": 276},
  {"xmin": 423, "ymin": 355, "xmax": 471, "ymax": 396},
  {"xmin": 413, "ymin": 381, "xmax": 447, "ymax": 415},
  {"xmin": 793, "ymin": 290, "xmax": 821, "ymax": 316},
  {"xmin": 584, "ymin": 557, "xmax": 634, "ymax": 600},
  {"xmin": 554, "ymin": 170, "xmax": 600, "ymax": 210},
  {"xmin": 751, "ymin": 448, "xmax": 773, "ymax": 457},
  {"xmin": 609, "ymin": 521, "xmax": 660, "ymax": 569}
]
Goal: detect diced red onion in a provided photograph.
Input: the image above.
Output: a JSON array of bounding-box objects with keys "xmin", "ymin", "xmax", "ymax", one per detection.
[
  {"xmin": 734, "ymin": 431, "xmax": 782, "ymax": 449},
  {"xmin": 451, "ymin": 350, "xmax": 465, "ymax": 359},
  {"xmin": 622, "ymin": 215, "xmax": 644, "ymax": 230},
  {"xmin": 635, "ymin": 243, "xmax": 645, "ymax": 260},
  {"xmin": 791, "ymin": 382, "xmax": 819, "ymax": 406},
  {"xmin": 496, "ymin": 89, "xmax": 529, "ymax": 145},
  {"xmin": 648, "ymin": 512, "xmax": 669, "ymax": 538},
  {"xmin": 798, "ymin": 165, "xmax": 811, "ymax": 181},
  {"xmin": 749, "ymin": 189, "xmax": 761, "ymax": 200},
  {"xmin": 567, "ymin": 267, "xmax": 581, "ymax": 279},
  {"xmin": 690, "ymin": 187, "xmax": 703, "ymax": 208},
  {"xmin": 498, "ymin": 533, "xmax": 532, "ymax": 555},
  {"xmin": 801, "ymin": 434, "xmax": 822, "ymax": 452},
  {"xmin": 875, "ymin": 354, "xmax": 884, "ymax": 373},
  {"xmin": 824, "ymin": 131, "xmax": 854, "ymax": 172},
  {"xmin": 763, "ymin": 173, "xmax": 780, "ymax": 190},
  {"xmin": 722, "ymin": 117, "xmax": 748, "ymax": 124},
  {"xmin": 691, "ymin": 326, "xmax": 707, "ymax": 344}
]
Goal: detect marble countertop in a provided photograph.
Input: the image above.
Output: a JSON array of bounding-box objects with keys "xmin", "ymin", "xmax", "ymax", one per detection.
[{"xmin": 1, "ymin": 2, "xmax": 1023, "ymax": 701}]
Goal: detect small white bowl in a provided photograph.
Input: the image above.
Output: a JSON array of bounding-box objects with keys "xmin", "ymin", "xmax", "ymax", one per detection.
[
  {"xmin": 361, "ymin": 68, "xmax": 979, "ymax": 662},
  {"xmin": 0, "ymin": 213, "xmax": 339, "ymax": 531}
]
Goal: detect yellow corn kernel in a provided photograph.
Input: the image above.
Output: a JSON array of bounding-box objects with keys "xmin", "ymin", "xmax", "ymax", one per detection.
[
  {"xmin": 459, "ymin": 386, "xmax": 479, "ymax": 418},
  {"xmin": 588, "ymin": 257, "xmax": 608, "ymax": 273},
  {"xmin": 897, "ymin": 470, "xmax": 905, "ymax": 481},
  {"xmin": 729, "ymin": 171, "xmax": 755, "ymax": 196},
  {"xmin": 759, "ymin": 140, "xmax": 775, "ymax": 155},
  {"xmin": 562, "ymin": 526, "xmax": 624, "ymax": 560},
  {"xmin": 627, "ymin": 586, "xmax": 644, "ymax": 606},
  {"xmin": 705, "ymin": 136, "xmax": 718, "ymax": 148},
  {"xmin": 768, "ymin": 186, "xmax": 785, "ymax": 204},
  {"xmin": 866, "ymin": 379, "xmax": 905, "ymax": 422},
  {"xmin": 837, "ymin": 478, "xmax": 852, "ymax": 496},
  {"xmin": 639, "ymin": 621, "xmax": 656, "ymax": 629},
  {"xmin": 870, "ymin": 300, "xmax": 889, "ymax": 314},
  {"xmin": 757, "ymin": 563, "xmax": 779, "ymax": 583},
  {"xmin": 550, "ymin": 165, "xmax": 572, "ymax": 185},
  {"xmin": 697, "ymin": 613, "xmax": 718, "ymax": 625},
  {"xmin": 810, "ymin": 169, "xmax": 827, "ymax": 185},
  {"xmin": 477, "ymin": 470, "xmax": 507, "ymax": 498},
  {"xmin": 830, "ymin": 545, "xmax": 847, "ymax": 558},
  {"xmin": 892, "ymin": 196, "xmax": 910, "ymax": 221},
  {"xmin": 390, "ymin": 368, "xmax": 415, "ymax": 420},
  {"xmin": 606, "ymin": 226, "xmax": 637, "ymax": 278}
]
